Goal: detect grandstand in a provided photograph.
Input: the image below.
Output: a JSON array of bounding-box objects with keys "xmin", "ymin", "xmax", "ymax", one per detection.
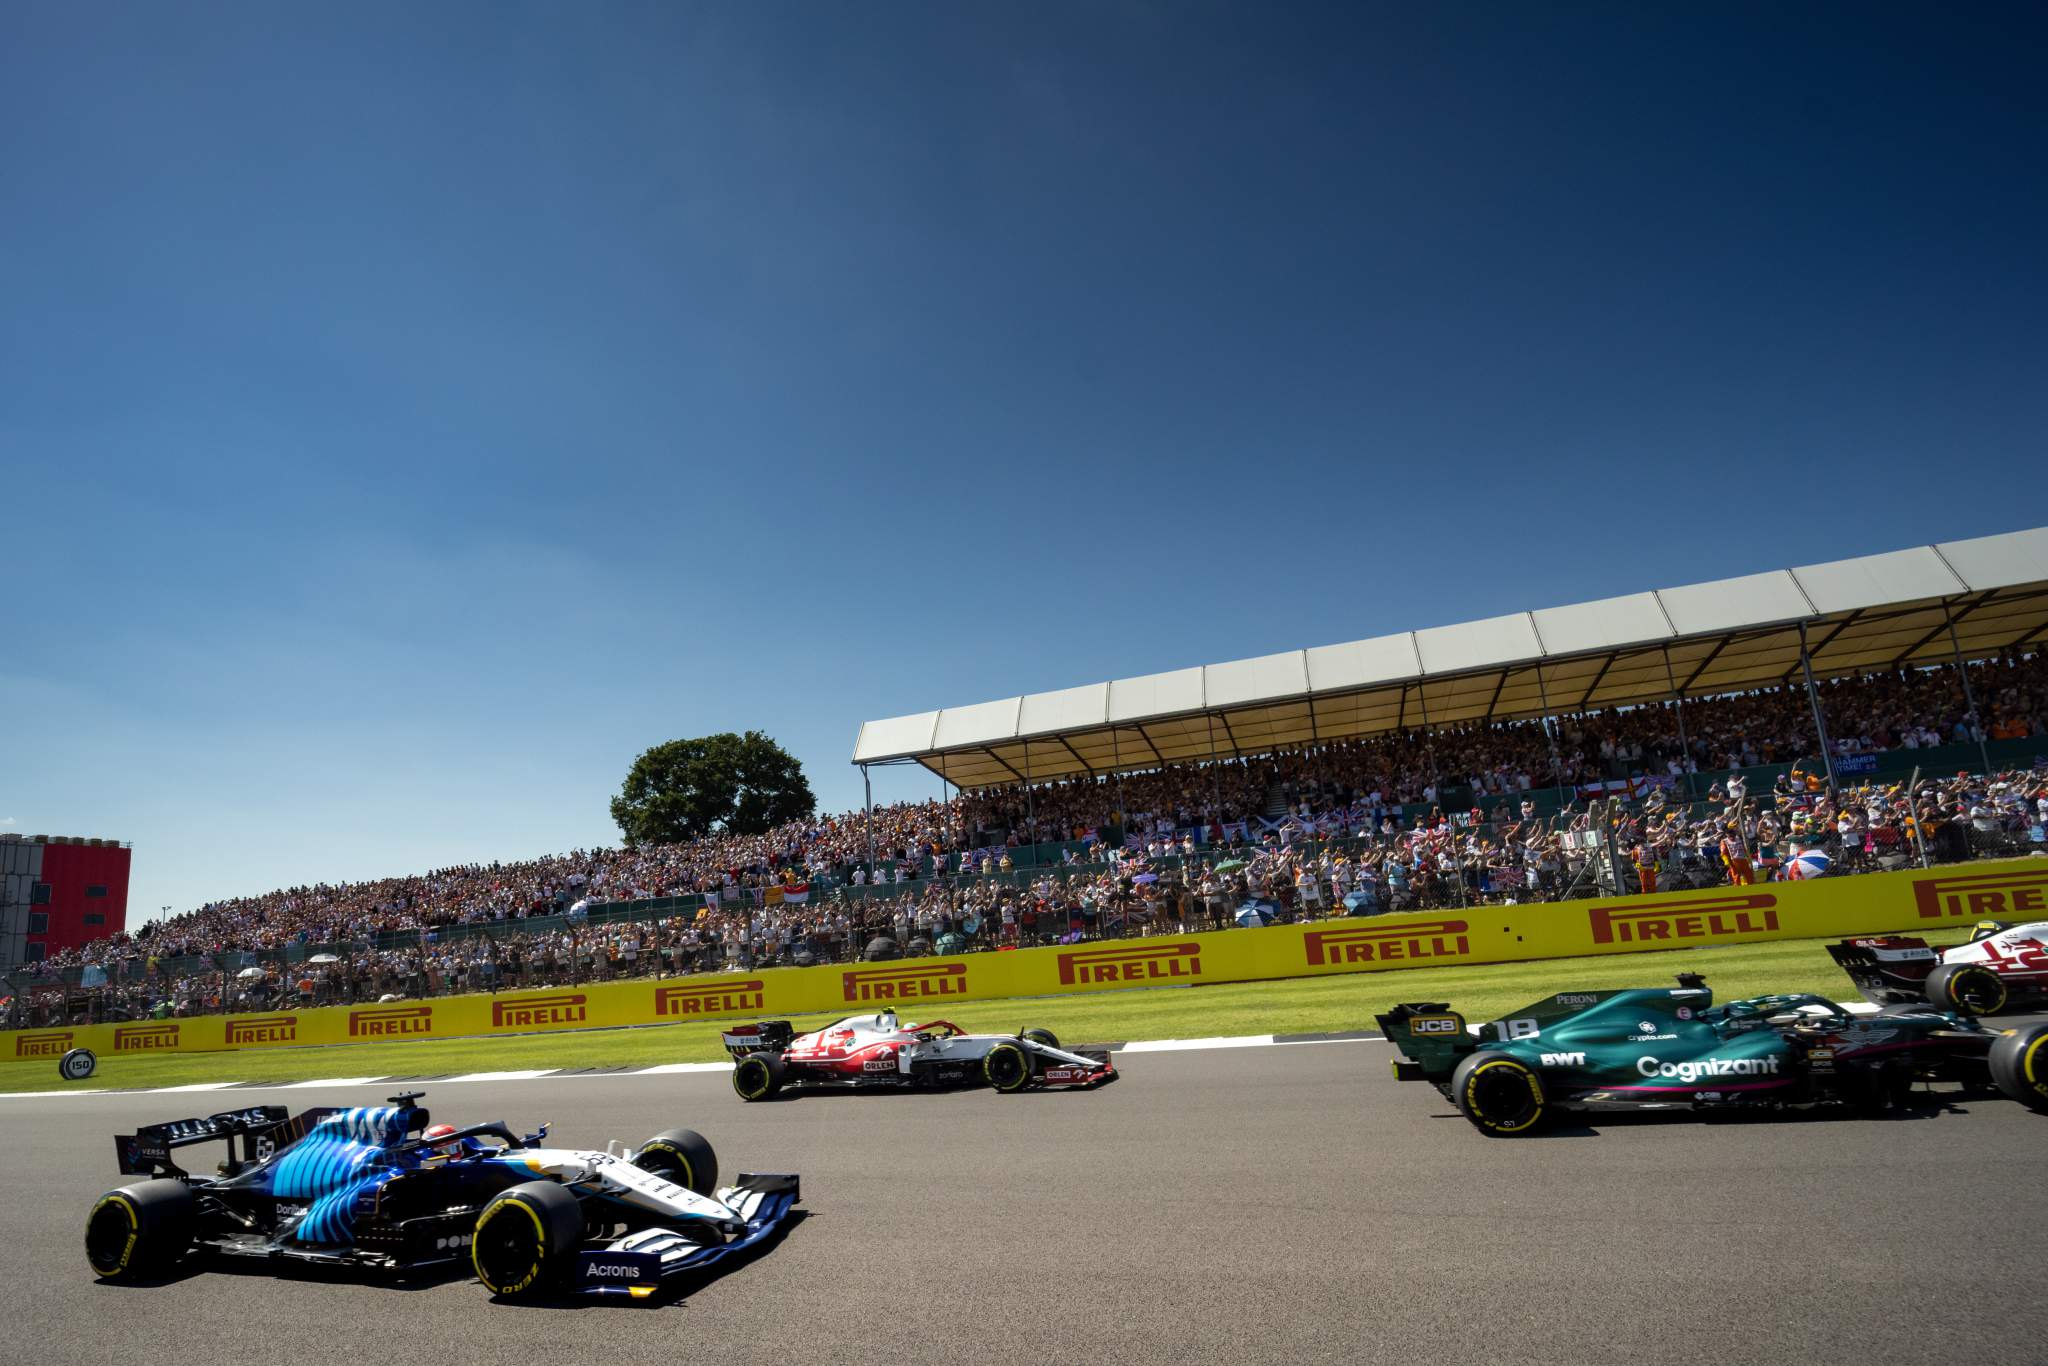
[{"xmin": 854, "ymin": 527, "xmax": 2048, "ymax": 794}]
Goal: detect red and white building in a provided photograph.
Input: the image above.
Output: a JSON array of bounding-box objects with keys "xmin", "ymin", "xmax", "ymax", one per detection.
[{"xmin": 0, "ymin": 834, "xmax": 131, "ymax": 967}]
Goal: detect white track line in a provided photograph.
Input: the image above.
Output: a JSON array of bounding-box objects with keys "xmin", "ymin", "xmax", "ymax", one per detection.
[
  {"xmin": 276, "ymin": 1076, "xmax": 387, "ymax": 1089},
  {"xmin": 630, "ymin": 1062, "xmax": 732, "ymax": 1075},
  {"xmin": 438, "ymin": 1069, "xmax": 557, "ymax": 1083},
  {"xmin": 1121, "ymin": 1034, "xmax": 1277, "ymax": 1052}
]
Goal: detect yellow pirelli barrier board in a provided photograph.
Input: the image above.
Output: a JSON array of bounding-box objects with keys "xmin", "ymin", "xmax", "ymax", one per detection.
[{"xmin": 10, "ymin": 857, "xmax": 2047, "ymax": 1063}]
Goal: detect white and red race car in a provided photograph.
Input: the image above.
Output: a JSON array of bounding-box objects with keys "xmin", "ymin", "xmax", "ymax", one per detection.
[
  {"xmin": 719, "ymin": 1011, "xmax": 1118, "ymax": 1100},
  {"xmin": 1830, "ymin": 920, "xmax": 2048, "ymax": 1015}
]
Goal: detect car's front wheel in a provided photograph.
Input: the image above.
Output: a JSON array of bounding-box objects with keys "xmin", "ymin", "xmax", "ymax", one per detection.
[
  {"xmin": 984, "ymin": 1040, "xmax": 1033, "ymax": 1093},
  {"xmin": 1450, "ymin": 1051, "xmax": 1548, "ymax": 1136},
  {"xmin": 86, "ymin": 1179, "xmax": 195, "ymax": 1280},
  {"xmin": 472, "ymin": 1181, "xmax": 583, "ymax": 1300},
  {"xmin": 635, "ymin": 1128, "xmax": 718, "ymax": 1196},
  {"xmin": 1988, "ymin": 1022, "xmax": 2048, "ymax": 1112}
]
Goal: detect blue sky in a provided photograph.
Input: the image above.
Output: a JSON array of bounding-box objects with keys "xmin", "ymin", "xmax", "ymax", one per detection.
[{"xmin": 4, "ymin": 3, "xmax": 2044, "ymax": 920}]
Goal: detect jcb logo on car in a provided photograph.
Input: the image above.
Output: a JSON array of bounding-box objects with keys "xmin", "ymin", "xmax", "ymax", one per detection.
[
  {"xmin": 1304, "ymin": 920, "xmax": 1471, "ymax": 967},
  {"xmin": 655, "ymin": 980, "xmax": 765, "ymax": 1017},
  {"xmin": 1588, "ymin": 893, "xmax": 1778, "ymax": 945},
  {"xmin": 492, "ymin": 993, "xmax": 587, "ymax": 1029},
  {"xmin": 348, "ymin": 1005, "xmax": 434, "ymax": 1038},
  {"xmin": 1911, "ymin": 868, "xmax": 2048, "ymax": 922},
  {"xmin": 113, "ymin": 1023, "xmax": 180, "ymax": 1052},
  {"xmin": 842, "ymin": 963, "xmax": 967, "ymax": 1003},
  {"xmin": 1056, "ymin": 942, "xmax": 1202, "ymax": 986},
  {"xmin": 225, "ymin": 1015, "xmax": 297, "ymax": 1045},
  {"xmin": 1406, "ymin": 1015, "xmax": 1462, "ymax": 1037},
  {"xmin": 13, "ymin": 1031, "xmax": 71, "ymax": 1058}
]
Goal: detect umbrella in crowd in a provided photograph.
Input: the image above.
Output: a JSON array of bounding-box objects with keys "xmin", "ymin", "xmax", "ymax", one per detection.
[
  {"xmin": 1236, "ymin": 901, "xmax": 1277, "ymax": 927},
  {"xmin": 235, "ymin": 966, "xmax": 265, "ymax": 980},
  {"xmin": 1342, "ymin": 890, "xmax": 1379, "ymax": 915},
  {"xmin": 1213, "ymin": 859, "xmax": 1246, "ymax": 874},
  {"xmin": 308, "ymin": 953, "xmax": 339, "ymax": 964},
  {"xmin": 1783, "ymin": 849, "xmax": 1832, "ymax": 881},
  {"xmin": 1133, "ymin": 873, "xmax": 1159, "ymax": 885}
]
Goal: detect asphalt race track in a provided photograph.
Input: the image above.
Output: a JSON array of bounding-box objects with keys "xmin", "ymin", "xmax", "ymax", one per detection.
[{"xmin": 7, "ymin": 1039, "xmax": 2045, "ymax": 1366}]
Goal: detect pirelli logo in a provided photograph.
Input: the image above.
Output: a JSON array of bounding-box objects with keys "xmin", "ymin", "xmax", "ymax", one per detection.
[
  {"xmin": 348, "ymin": 1005, "xmax": 434, "ymax": 1038},
  {"xmin": 492, "ymin": 993, "xmax": 588, "ymax": 1029},
  {"xmin": 1056, "ymin": 942, "xmax": 1202, "ymax": 987},
  {"xmin": 13, "ymin": 1030, "xmax": 71, "ymax": 1058},
  {"xmin": 225, "ymin": 1015, "xmax": 297, "ymax": 1045},
  {"xmin": 113, "ymin": 1023, "xmax": 180, "ymax": 1052},
  {"xmin": 1304, "ymin": 920, "xmax": 1471, "ymax": 967},
  {"xmin": 842, "ymin": 963, "xmax": 968, "ymax": 1003},
  {"xmin": 1912, "ymin": 868, "xmax": 2048, "ymax": 922},
  {"xmin": 655, "ymin": 980, "xmax": 765, "ymax": 1017},
  {"xmin": 1588, "ymin": 893, "xmax": 1779, "ymax": 945}
]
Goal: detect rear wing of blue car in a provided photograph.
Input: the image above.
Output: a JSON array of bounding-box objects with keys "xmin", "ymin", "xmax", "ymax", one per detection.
[{"xmin": 116, "ymin": 1105, "xmax": 316, "ymax": 1178}]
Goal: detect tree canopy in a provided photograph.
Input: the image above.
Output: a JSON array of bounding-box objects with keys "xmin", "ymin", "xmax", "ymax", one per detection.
[{"xmin": 610, "ymin": 731, "xmax": 817, "ymax": 847}]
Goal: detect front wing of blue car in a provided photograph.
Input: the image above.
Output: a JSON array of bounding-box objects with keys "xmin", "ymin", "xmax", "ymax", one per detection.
[{"xmin": 573, "ymin": 1173, "xmax": 801, "ymax": 1299}]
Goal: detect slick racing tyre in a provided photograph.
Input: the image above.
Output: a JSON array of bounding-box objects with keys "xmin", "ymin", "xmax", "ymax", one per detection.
[
  {"xmin": 86, "ymin": 1179, "xmax": 195, "ymax": 1280},
  {"xmin": 635, "ymin": 1128, "xmax": 718, "ymax": 1196},
  {"xmin": 1020, "ymin": 1027, "xmax": 1059, "ymax": 1050},
  {"xmin": 58, "ymin": 1048, "xmax": 97, "ymax": 1082},
  {"xmin": 473, "ymin": 1181, "xmax": 582, "ymax": 1299},
  {"xmin": 1451, "ymin": 1051, "xmax": 1548, "ymax": 1136},
  {"xmin": 732, "ymin": 1052, "xmax": 786, "ymax": 1102},
  {"xmin": 1924, "ymin": 963, "xmax": 2007, "ymax": 1016},
  {"xmin": 1988, "ymin": 1023, "xmax": 2048, "ymax": 1113},
  {"xmin": 984, "ymin": 1040, "xmax": 1033, "ymax": 1093}
]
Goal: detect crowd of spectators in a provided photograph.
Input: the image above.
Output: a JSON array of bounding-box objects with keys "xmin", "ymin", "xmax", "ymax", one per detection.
[{"xmin": 7, "ymin": 656, "xmax": 2045, "ymax": 1028}]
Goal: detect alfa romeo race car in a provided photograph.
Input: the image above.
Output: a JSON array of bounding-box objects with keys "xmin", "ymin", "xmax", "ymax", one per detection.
[
  {"xmin": 1829, "ymin": 920, "xmax": 2048, "ymax": 1015},
  {"xmin": 1378, "ymin": 974, "xmax": 2048, "ymax": 1135},
  {"xmin": 721, "ymin": 1010, "xmax": 1117, "ymax": 1099},
  {"xmin": 86, "ymin": 1091, "xmax": 799, "ymax": 1300}
]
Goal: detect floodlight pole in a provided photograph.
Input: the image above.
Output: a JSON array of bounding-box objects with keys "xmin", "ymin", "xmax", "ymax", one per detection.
[
  {"xmin": 862, "ymin": 763, "xmax": 875, "ymax": 878},
  {"xmin": 1943, "ymin": 603, "xmax": 1994, "ymax": 778},
  {"xmin": 1662, "ymin": 645, "xmax": 1693, "ymax": 800},
  {"xmin": 1796, "ymin": 620, "xmax": 1839, "ymax": 799}
]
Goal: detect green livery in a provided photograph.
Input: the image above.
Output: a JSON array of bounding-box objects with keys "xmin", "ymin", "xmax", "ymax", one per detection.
[{"xmin": 1377, "ymin": 973, "xmax": 2048, "ymax": 1135}]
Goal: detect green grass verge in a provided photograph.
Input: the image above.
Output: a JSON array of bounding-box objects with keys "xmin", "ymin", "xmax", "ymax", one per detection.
[{"xmin": 2, "ymin": 932, "xmax": 1964, "ymax": 1095}]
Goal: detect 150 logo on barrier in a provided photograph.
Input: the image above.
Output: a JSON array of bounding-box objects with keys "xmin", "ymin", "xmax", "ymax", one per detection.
[
  {"xmin": 225, "ymin": 1016, "xmax": 298, "ymax": 1045},
  {"xmin": 1588, "ymin": 893, "xmax": 1778, "ymax": 945},
  {"xmin": 349, "ymin": 1005, "xmax": 434, "ymax": 1038},
  {"xmin": 1304, "ymin": 920, "xmax": 1470, "ymax": 967},
  {"xmin": 842, "ymin": 963, "xmax": 968, "ymax": 1003},
  {"xmin": 492, "ymin": 993, "xmax": 588, "ymax": 1029},
  {"xmin": 13, "ymin": 1030, "xmax": 71, "ymax": 1058},
  {"xmin": 1912, "ymin": 868, "xmax": 2048, "ymax": 921},
  {"xmin": 655, "ymin": 980, "xmax": 766, "ymax": 1017},
  {"xmin": 1056, "ymin": 942, "xmax": 1201, "ymax": 986},
  {"xmin": 113, "ymin": 1023, "xmax": 180, "ymax": 1052}
]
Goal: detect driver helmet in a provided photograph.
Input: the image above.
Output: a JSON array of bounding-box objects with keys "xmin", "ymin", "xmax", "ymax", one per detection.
[
  {"xmin": 876, "ymin": 1008, "xmax": 899, "ymax": 1032},
  {"xmin": 421, "ymin": 1123, "xmax": 467, "ymax": 1157}
]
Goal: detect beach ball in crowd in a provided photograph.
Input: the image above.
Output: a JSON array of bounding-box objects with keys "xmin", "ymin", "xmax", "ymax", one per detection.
[{"xmin": 1783, "ymin": 850, "xmax": 1831, "ymax": 881}]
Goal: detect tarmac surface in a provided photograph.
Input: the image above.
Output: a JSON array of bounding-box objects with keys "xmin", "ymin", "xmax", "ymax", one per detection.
[{"xmin": 7, "ymin": 1038, "xmax": 2046, "ymax": 1366}]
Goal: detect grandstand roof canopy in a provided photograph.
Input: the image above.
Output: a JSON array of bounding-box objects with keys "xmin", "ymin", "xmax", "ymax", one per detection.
[{"xmin": 854, "ymin": 527, "xmax": 2048, "ymax": 790}]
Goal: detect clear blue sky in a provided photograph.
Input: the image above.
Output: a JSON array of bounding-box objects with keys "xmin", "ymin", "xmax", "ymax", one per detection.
[{"xmin": 4, "ymin": 3, "xmax": 2044, "ymax": 920}]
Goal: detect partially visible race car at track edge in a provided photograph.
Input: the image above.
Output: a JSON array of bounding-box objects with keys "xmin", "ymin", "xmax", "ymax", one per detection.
[
  {"xmin": 721, "ymin": 1010, "xmax": 1117, "ymax": 1099},
  {"xmin": 1377, "ymin": 973, "xmax": 2048, "ymax": 1136},
  {"xmin": 1829, "ymin": 920, "xmax": 2048, "ymax": 1015},
  {"xmin": 86, "ymin": 1091, "xmax": 799, "ymax": 1300}
]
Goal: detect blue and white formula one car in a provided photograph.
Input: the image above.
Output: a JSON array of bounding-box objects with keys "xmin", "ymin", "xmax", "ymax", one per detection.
[{"xmin": 85, "ymin": 1092, "xmax": 799, "ymax": 1301}]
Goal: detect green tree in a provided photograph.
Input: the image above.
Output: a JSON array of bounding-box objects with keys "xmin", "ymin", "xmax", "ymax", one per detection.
[{"xmin": 610, "ymin": 731, "xmax": 817, "ymax": 847}]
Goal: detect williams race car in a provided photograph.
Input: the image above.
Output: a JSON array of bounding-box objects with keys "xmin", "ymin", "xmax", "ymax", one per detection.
[
  {"xmin": 1378, "ymin": 974, "xmax": 2048, "ymax": 1135},
  {"xmin": 86, "ymin": 1091, "xmax": 799, "ymax": 1300},
  {"xmin": 1830, "ymin": 920, "xmax": 2048, "ymax": 1015},
  {"xmin": 721, "ymin": 1010, "xmax": 1117, "ymax": 1100}
]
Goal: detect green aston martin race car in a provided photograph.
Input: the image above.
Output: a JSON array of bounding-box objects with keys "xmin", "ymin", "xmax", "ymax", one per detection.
[{"xmin": 1377, "ymin": 973, "xmax": 2048, "ymax": 1135}]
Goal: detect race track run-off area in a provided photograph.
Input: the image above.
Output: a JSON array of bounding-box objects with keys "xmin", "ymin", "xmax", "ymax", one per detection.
[{"xmin": 6, "ymin": 1041, "xmax": 2045, "ymax": 1366}]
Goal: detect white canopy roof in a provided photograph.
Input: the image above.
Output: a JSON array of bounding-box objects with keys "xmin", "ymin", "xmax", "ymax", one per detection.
[{"xmin": 854, "ymin": 527, "xmax": 2048, "ymax": 789}]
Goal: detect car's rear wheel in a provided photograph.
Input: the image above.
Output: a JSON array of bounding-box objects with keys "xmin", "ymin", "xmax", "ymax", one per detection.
[
  {"xmin": 984, "ymin": 1040, "xmax": 1033, "ymax": 1093},
  {"xmin": 1451, "ymin": 1051, "xmax": 1548, "ymax": 1136},
  {"xmin": 1020, "ymin": 1027, "xmax": 1059, "ymax": 1050},
  {"xmin": 1988, "ymin": 1022, "xmax": 2048, "ymax": 1112},
  {"xmin": 86, "ymin": 1179, "xmax": 194, "ymax": 1279},
  {"xmin": 1925, "ymin": 963, "xmax": 2007, "ymax": 1015},
  {"xmin": 732, "ymin": 1052, "xmax": 786, "ymax": 1102},
  {"xmin": 635, "ymin": 1128, "xmax": 717, "ymax": 1196},
  {"xmin": 472, "ymin": 1181, "xmax": 582, "ymax": 1299}
]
